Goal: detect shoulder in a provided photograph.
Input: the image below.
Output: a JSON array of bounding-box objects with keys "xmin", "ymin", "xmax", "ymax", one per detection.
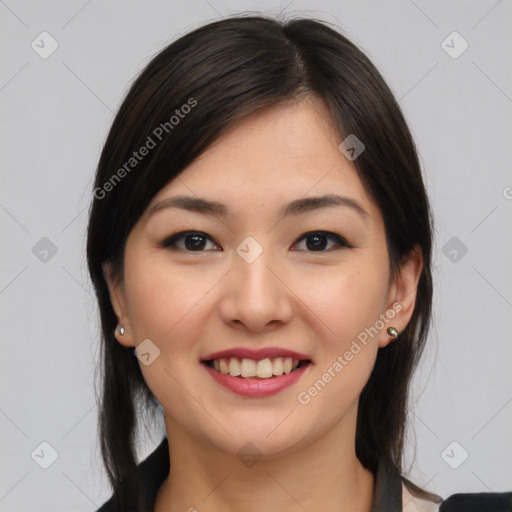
[
  {"xmin": 95, "ymin": 498, "xmax": 114, "ymax": 512},
  {"xmin": 95, "ymin": 437, "xmax": 170, "ymax": 512},
  {"xmin": 439, "ymin": 491, "xmax": 512, "ymax": 511},
  {"xmin": 401, "ymin": 481, "xmax": 512, "ymax": 512}
]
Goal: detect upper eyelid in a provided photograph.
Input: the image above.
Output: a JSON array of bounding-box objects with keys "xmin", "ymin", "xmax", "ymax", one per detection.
[{"xmin": 159, "ymin": 230, "xmax": 219, "ymax": 250}]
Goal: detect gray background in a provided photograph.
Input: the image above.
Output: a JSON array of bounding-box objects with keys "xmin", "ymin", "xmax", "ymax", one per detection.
[{"xmin": 1, "ymin": 0, "xmax": 511, "ymax": 510}]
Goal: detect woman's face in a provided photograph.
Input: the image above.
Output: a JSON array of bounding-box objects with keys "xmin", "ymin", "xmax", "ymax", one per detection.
[{"xmin": 104, "ymin": 97, "xmax": 422, "ymax": 459}]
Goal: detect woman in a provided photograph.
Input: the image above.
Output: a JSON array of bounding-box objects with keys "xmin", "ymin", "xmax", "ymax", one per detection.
[{"xmin": 87, "ymin": 15, "xmax": 511, "ymax": 512}]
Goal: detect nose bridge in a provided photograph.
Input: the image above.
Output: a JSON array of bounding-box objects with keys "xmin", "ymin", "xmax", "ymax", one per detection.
[{"xmin": 220, "ymin": 235, "xmax": 293, "ymax": 330}]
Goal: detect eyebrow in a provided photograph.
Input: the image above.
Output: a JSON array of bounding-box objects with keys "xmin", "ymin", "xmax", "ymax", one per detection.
[{"xmin": 147, "ymin": 193, "xmax": 369, "ymax": 221}]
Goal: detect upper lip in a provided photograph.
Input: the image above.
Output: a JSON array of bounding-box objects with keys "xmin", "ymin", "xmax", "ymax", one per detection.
[{"xmin": 201, "ymin": 347, "xmax": 312, "ymax": 362}]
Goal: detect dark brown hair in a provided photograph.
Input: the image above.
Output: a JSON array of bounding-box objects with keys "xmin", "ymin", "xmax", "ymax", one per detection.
[{"xmin": 86, "ymin": 14, "xmax": 435, "ymax": 510}]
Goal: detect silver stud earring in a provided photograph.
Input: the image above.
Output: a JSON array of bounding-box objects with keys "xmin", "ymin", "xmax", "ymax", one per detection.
[
  {"xmin": 118, "ymin": 325, "xmax": 125, "ymax": 336},
  {"xmin": 386, "ymin": 326, "xmax": 398, "ymax": 340}
]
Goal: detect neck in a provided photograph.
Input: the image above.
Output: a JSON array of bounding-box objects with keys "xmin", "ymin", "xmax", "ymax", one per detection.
[{"xmin": 155, "ymin": 404, "xmax": 375, "ymax": 512}]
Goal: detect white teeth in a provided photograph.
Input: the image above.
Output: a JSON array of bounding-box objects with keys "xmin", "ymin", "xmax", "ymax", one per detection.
[
  {"xmin": 240, "ymin": 359, "xmax": 256, "ymax": 377},
  {"xmin": 210, "ymin": 356, "xmax": 306, "ymax": 378},
  {"xmin": 256, "ymin": 358, "xmax": 273, "ymax": 378},
  {"xmin": 228, "ymin": 358, "xmax": 241, "ymax": 376},
  {"xmin": 272, "ymin": 357, "xmax": 284, "ymax": 376}
]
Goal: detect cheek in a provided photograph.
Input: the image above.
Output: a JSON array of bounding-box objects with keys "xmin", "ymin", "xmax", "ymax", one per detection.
[
  {"xmin": 294, "ymin": 264, "xmax": 385, "ymax": 421},
  {"xmin": 122, "ymin": 258, "xmax": 214, "ymax": 408},
  {"xmin": 302, "ymin": 260, "xmax": 389, "ymax": 348},
  {"xmin": 123, "ymin": 255, "xmax": 215, "ymax": 341}
]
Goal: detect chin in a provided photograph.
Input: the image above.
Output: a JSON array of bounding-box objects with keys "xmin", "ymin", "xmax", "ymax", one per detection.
[{"xmin": 206, "ymin": 415, "xmax": 314, "ymax": 460}]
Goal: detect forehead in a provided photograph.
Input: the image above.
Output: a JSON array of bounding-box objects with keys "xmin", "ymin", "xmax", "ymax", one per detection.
[{"xmin": 148, "ymin": 98, "xmax": 379, "ymax": 223}]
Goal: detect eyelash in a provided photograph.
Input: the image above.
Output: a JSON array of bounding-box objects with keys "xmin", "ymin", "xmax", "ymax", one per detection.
[{"xmin": 158, "ymin": 230, "xmax": 352, "ymax": 253}]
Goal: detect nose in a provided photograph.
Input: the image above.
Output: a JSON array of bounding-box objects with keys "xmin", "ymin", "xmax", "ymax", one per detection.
[{"xmin": 218, "ymin": 245, "xmax": 294, "ymax": 332}]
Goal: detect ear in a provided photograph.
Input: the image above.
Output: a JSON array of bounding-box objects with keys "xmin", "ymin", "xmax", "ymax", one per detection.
[
  {"xmin": 102, "ymin": 262, "xmax": 135, "ymax": 347},
  {"xmin": 378, "ymin": 245, "xmax": 424, "ymax": 348}
]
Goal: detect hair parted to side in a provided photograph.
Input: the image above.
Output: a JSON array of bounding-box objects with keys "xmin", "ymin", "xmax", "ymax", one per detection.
[{"xmin": 86, "ymin": 14, "xmax": 435, "ymax": 510}]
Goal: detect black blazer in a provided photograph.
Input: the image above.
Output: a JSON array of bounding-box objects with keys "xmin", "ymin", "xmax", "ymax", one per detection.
[{"xmin": 97, "ymin": 438, "xmax": 512, "ymax": 512}]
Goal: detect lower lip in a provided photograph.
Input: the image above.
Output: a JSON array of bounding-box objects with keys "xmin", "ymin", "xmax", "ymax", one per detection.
[{"xmin": 203, "ymin": 362, "xmax": 311, "ymax": 398}]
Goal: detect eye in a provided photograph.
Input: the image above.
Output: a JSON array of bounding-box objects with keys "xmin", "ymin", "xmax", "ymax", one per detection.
[
  {"xmin": 159, "ymin": 230, "xmax": 351, "ymax": 253},
  {"xmin": 292, "ymin": 231, "xmax": 350, "ymax": 252},
  {"xmin": 159, "ymin": 231, "xmax": 220, "ymax": 252}
]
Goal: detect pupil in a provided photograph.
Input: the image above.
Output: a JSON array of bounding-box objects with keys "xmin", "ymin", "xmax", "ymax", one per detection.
[
  {"xmin": 307, "ymin": 234, "xmax": 327, "ymax": 251},
  {"xmin": 186, "ymin": 234, "xmax": 205, "ymax": 250}
]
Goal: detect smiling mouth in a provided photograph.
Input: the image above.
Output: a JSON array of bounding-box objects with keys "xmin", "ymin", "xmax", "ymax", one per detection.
[{"xmin": 203, "ymin": 357, "xmax": 312, "ymax": 379}]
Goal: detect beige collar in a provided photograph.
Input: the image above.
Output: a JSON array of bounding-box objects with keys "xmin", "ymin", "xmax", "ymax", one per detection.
[{"xmin": 402, "ymin": 481, "xmax": 441, "ymax": 512}]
